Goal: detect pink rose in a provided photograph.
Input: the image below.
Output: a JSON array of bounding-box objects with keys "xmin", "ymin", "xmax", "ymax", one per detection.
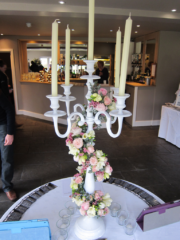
[
  {"xmin": 80, "ymin": 208, "xmax": 86, "ymax": 216},
  {"xmin": 87, "ymin": 146, "xmax": 94, "ymax": 154},
  {"xmin": 96, "ymin": 172, "xmax": 104, "ymax": 182},
  {"xmin": 81, "ymin": 201, "xmax": 90, "ymax": 211},
  {"xmin": 73, "ymin": 155, "xmax": 79, "ymax": 162},
  {"xmin": 90, "ymin": 156, "xmax": 98, "ymax": 166},
  {"xmin": 105, "ymin": 165, "xmax": 113, "ymax": 174},
  {"xmin": 96, "ymin": 190, "xmax": 103, "ymax": 197},
  {"xmin": 73, "ymin": 138, "xmax": 83, "ymax": 149},
  {"xmin": 104, "ymin": 96, "xmax": 112, "ymax": 106},
  {"xmin": 98, "ymin": 209, "xmax": 104, "ymax": 217},
  {"xmin": 94, "ymin": 192, "xmax": 100, "ymax": 200},
  {"xmin": 95, "ymin": 103, "xmax": 106, "ymax": 112},
  {"xmin": 75, "ymin": 176, "xmax": 83, "ymax": 184},
  {"xmin": 98, "ymin": 88, "xmax": 107, "ymax": 96},
  {"xmin": 104, "ymin": 207, "xmax": 110, "ymax": 215},
  {"xmin": 92, "ymin": 166, "xmax": 98, "ymax": 172},
  {"xmin": 71, "ymin": 127, "xmax": 82, "ymax": 136}
]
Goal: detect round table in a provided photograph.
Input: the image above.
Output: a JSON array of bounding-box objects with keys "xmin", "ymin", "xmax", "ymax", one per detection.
[{"xmin": 0, "ymin": 178, "xmax": 179, "ymax": 240}]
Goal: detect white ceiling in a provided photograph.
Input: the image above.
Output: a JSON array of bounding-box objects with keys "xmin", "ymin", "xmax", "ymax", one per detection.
[{"xmin": 0, "ymin": 0, "xmax": 180, "ymax": 40}]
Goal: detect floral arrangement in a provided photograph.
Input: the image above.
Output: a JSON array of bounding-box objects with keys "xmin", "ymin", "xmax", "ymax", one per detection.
[
  {"xmin": 88, "ymin": 82, "xmax": 116, "ymax": 123},
  {"xmin": 66, "ymin": 120, "xmax": 113, "ymax": 217},
  {"xmin": 66, "ymin": 83, "xmax": 114, "ymax": 218}
]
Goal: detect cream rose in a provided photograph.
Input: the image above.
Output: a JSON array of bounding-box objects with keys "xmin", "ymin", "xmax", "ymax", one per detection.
[
  {"xmin": 70, "ymin": 178, "xmax": 78, "ymax": 190},
  {"xmin": 96, "ymin": 150, "xmax": 104, "ymax": 158},
  {"xmin": 87, "ymin": 207, "xmax": 96, "ymax": 217},
  {"xmin": 69, "ymin": 144, "xmax": 80, "ymax": 156}
]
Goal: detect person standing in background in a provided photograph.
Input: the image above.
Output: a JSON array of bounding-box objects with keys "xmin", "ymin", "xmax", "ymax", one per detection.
[
  {"xmin": 0, "ymin": 59, "xmax": 22, "ymax": 128},
  {"xmin": 0, "ymin": 89, "xmax": 17, "ymax": 201},
  {"xmin": 95, "ymin": 61, "xmax": 109, "ymax": 84}
]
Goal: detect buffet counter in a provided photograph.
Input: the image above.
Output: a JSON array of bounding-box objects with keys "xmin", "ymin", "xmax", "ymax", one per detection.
[
  {"xmin": 19, "ymin": 80, "xmax": 111, "ymax": 125},
  {"xmin": 125, "ymin": 82, "xmax": 157, "ymax": 127}
]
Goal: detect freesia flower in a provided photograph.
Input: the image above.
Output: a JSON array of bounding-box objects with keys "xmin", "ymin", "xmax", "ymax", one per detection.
[
  {"xmin": 87, "ymin": 130, "xmax": 95, "ymax": 138},
  {"xmin": 99, "ymin": 202, "xmax": 106, "ymax": 209},
  {"xmin": 104, "ymin": 96, "xmax": 112, "ymax": 105},
  {"xmin": 87, "ymin": 207, "xmax": 96, "ymax": 217},
  {"xmin": 108, "ymin": 102, "xmax": 116, "ymax": 111},
  {"xmin": 76, "ymin": 166, "xmax": 83, "ymax": 173},
  {"xmin": 73, "ymin": 138, "xmax": 83, "ymax": 149},
  {"xmin": 72, "ymin": 197, "xmax": 83, "ymax": 206},
  {"xmin": 82, "ymin": 133, "xmax": 88, "ymax": 139},
  {"xmin": 69, "ymin": 144, "xmax": 80, "ymax": 156},
  {"xmin": 78, "ymin": 155, "xmax": 86, "ymax": 165},
  {"xmin": 70, "ymin": 178, "xmax": 78, "ymax": 190},
  {"xmin": 98, "ymin": 88, "xmax": 107, "ymax": 96},
  {"xmin": 95, "ymin": 103, "xmax": 106, "ymax": 112},
  {"xmin": 73, "ymin": 155, "xmax": 79, "ymax": 162},
  {"xmin": 102, "ymin": 193, "xmax": 112, "ymax": 207}
]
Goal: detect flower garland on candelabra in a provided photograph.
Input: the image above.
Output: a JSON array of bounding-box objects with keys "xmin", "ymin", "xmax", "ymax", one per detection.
[{"xmin": 66, "ymin": 84, "xmax": 114, "ymax": 218}]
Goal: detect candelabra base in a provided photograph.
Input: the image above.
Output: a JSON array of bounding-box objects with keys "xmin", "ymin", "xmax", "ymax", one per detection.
[
  {"xmin": 44, "ymin": 110, "xmax": 66, "ymax": 118},
  {"xmin": 74, "ymin": 216, "xmax": 105, "ymax": 240}
]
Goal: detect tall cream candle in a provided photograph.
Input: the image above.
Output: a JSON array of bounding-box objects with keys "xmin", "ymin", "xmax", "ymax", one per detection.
[
  {"xmin": 115, "ymin": 27, "xmax": 121, "ymax": 88},
  {"xmin": 88, "ymin": 0, "xmax": 95, "ymax": 60},
  {"xmin": 65, "ymin": 24, "xmax": 70, "ymax": 86},
  {"xmin": 51, "ymin": 19, "xmax": 58, "ymax": 96},
  {"xmin": 119, "ymin": 14, "xmax": 132, "ymax": 96}
]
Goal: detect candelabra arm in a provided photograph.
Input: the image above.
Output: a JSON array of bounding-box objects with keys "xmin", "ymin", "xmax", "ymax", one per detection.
[
  {"xmin": 111, "ymin": 116, "xmax": 117, "ymax": 124},
  {"xmin": 94, "ymin": 111, "xmax": 123, "ymax": 138},
  {"xmin": 53, "ymin": 111, "xmax": 85, "ymax": 138},
  {"xmin": 71, "ymin": 104, "xmax": 85, "ymax": 121}
]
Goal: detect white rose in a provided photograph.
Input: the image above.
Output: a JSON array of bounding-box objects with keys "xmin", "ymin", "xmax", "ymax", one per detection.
[
  {"xmin": 96, "ymin": 161, "xmax": 105, "ymax": 170},
  {"xmin": 99, "ymin": 202, "xmax": 105, "ymax": 209},
  {"xmin": 96, "ymin": 150, "xmax": 104, "ymax": 158},
  {"xmin": 87, "ymin": 207, "xmax": 96, "ymax": 217},
  {"xmin": 108, "ymin": 102, "xmax": 116, "ymax": 111}
]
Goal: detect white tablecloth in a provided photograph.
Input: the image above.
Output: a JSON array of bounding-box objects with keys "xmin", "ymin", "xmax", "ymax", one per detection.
[
  {"xmin": 158, "ymin": 106, "xmax": 180, "ymax": 148},
  {"xmin": 1, "ymin": 178, "xmax": 180, "ymax": 240}
]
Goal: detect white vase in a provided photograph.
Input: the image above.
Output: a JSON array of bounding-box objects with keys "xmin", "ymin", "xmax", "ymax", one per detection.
[
  {"xmin": 74, "ymin": 166, "xmax": 106, "ymax": 239},
  {"xmin": 84, "ymin": 166, "xmax": 95, "ymax": 194},
  {"xmin": 74, "ymin": 215, "xmax": 105, "ymax": 240}
]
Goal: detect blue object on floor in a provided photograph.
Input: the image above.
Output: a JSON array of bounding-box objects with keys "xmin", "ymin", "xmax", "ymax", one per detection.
[{"xmin": 0, "ymin": 219, "xmax": 51, "ymax": 240}]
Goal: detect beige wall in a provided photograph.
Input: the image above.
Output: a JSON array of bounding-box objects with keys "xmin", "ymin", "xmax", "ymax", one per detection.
[{"xmin": 154, "ymin": 31, "xmax": 180, "ymax": 119}]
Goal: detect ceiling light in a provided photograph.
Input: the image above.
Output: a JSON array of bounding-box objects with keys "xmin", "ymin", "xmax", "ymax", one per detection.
[
  {"xmin": 72, "ymin": 29, "xmax": 75, "ymax": 31},
  {"xmin": 137, "ymin": 25, "xmax": 140, "ymax": 27},
  {"xmin": 57, "ymin": 21, "xmax": 61, "ymax": 23},
  {"xmin": 171, "ymin": 9, "xmax": 177, "ymax": 12},
  {"xmin": 1, "ymin": 33, "xmax": 3, "ymax": 35},
  {"xmin": 26, "ymin": 23, "xmax": 31, "ymax": 28},
  {"xmin": 38, "ymin": 34, "xmax": 40, "ymax": 36},
  {"xmin": 135, "ymin": 31, "xmax": 138, "ymax": 33},
  {"xmin": 110, "ymin": 30, "xmax": 113, "ymax": 32},
  {"xmin": 59, "ymin": 1, "xmax": 65, "ymax": 4}
]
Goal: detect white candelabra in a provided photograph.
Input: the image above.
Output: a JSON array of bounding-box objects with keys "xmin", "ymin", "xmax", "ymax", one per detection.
[
  {"xmin": 44, "ymin": 60, "xmax": 131, "ymax": 239},
  {"xmin": 44, "ymin": 60, "xmax": 131, "ymax": 138}
]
